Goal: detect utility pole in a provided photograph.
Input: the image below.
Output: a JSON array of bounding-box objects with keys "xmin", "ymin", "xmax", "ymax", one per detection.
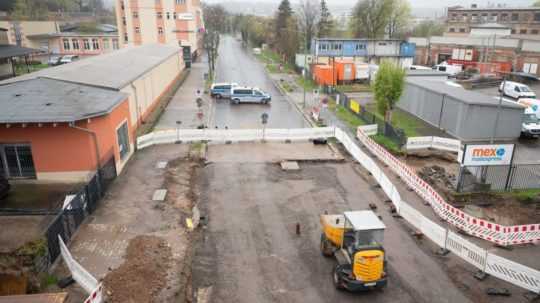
[{"xmin": 491, "ymin": 78, "xmax": 506, "ymax": 143}]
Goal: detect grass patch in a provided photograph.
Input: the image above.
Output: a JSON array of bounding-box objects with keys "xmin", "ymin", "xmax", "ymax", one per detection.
[
  {"xmin": 364, "ymin": 104, "xmax": 420, "ymax": 137},
  {"xmin": 259, "ymin": 48, "xmax": 295, "ymax": 73},
  {"xmin": 335, "ymin": 105, "xmax": 365, "ymax": 129},
  {"xmin": 295, "ymin": 77, "xmax": 317, "ymax": 91},
  {"xmin": 280, "ymin": 81, "xmax": 295, "ymax": 93},
  {"xmin": 41, "ymin": 274, "xmax": 58, "ymax": 288},
  {"xmin": 15, "ymin": 63, "xmax": 49, "ymax": 76},
  {"xmin": 266, "ymin": 64, "xmax": 280, "ymax": 74},
  {"xmin": 372, "ymin": 134, "xmax": 402, "ymax": 155},
  {"xmin": 337, "ymin": 84, "xmax": 372, "ymax": 93},
  {"xmin": 506, "ymin": 189, "xmax": 540, "ymax": 202},
  {"xmin": 327, "ymin": 97, "xmax": 337, "ymax": 111}
]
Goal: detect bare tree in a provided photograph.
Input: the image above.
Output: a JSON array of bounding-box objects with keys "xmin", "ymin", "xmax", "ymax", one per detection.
[
  {"xmin": 387, "ymin": 0, "xmax": 411, "ymax": 38},
  {"xmin": 298, "ymin": 0, "xmax": 320, "ymax": 51}
]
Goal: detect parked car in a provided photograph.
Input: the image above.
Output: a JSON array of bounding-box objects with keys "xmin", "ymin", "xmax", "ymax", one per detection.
[
  {"xmin": 48, "ymin": 56, "xmax": 62, "ymax": 66},
  {"xmin": 517, "ymin": 98, "xmax": 540, "ymax": 119},
  {"xmin": 230, "ymin": 87, "xmax": 271, "ymax": 104},
  {"xmin": 521, "ymin": 108, "xmax": 540, "ymax": 138},
  {"xmin": 210, "ymin": 82, "xmax": 238, "ymax": 99},
  {"xmin": 60, "ymin": 55, "xmax": 80, "ymax": 64},
  {"xmin": 0, "ymin": 175, "xmax": 9, "ymax": 200},
  {"xmin": 499, "ymin": 81, "xmax": 536, "ymax": 99}
]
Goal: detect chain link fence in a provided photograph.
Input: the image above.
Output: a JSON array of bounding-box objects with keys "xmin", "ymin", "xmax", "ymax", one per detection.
[
  {"xmin": 333, "ymin": 90, "xmax": 406, "ymax": 147},
  {"xmin": 458, "ymin": 163, "xmax": 540, "ymax": 192}
]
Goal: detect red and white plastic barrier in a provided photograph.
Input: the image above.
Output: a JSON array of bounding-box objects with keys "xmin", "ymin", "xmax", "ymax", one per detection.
[
  {"xmin": 84, "ymin": 284, "xmax": 103, "ymax": 303},
  {"xmin": 356, "ymin": 128, "xmax": 540, "ymax": 246}
]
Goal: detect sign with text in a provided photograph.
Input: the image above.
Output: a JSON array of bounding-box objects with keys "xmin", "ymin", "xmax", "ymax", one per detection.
[{"xmin": 462, "ymin": 144, "xmax": 515, "ymax": 166}]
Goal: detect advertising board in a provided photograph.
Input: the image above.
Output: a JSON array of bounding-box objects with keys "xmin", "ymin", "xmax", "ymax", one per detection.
[{"xmin": 461, "ymin": 144, "xmax": 515, "ymax": 166}]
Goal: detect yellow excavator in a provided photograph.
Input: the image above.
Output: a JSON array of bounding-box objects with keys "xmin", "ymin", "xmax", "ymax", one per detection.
[{"xmin": 320, "ymin": 210, "xmax": 387, "ymax": 291}]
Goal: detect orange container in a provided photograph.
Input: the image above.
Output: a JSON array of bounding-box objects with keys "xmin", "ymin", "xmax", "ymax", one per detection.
[
  {"xmin": 313, "ymin": 64, "xmax": 336, "ymax": 86},
  {"xmin": 476, "ymin": 62, "xmax": 512, "ymax": 74},
  {"xmin": 334, "ymin": 60, "xmax": 356, "ymax": 82}
]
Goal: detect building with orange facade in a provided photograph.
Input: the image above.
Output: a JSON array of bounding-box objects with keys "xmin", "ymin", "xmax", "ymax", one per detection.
[
  {"xmin": 0, "ymin": 43, "xmax": 185, "ymax": 182},
  {"xmin": 115, "ymin": 0, "xmax": 204, "ymax": 60},
  {"xmin": 0, "ymin": 78, "xmax": 132, "ymax": 182}
]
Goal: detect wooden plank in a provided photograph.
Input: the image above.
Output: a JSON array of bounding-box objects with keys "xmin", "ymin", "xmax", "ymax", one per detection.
[{"xmin": 0, "ymin": 293, "xmax": 68, "ymax": 303}]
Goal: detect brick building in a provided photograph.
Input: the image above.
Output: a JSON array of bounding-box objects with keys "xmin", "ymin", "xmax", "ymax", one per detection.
[
  {"xmin": 446, "ymin": 5, "xmax": 540, "ymax": 38},
  {"xmin": 410, "ymin": 36, "xmax": 540, "ymax": 76},
  {"xmin": 116, "ymin": 0, "xmax": 205, "ymax": 58}
]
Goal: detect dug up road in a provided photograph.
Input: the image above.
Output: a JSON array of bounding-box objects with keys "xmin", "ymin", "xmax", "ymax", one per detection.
[{"xmin": 190, "ymin": 143, "xmax": 513, "ymax": 303}]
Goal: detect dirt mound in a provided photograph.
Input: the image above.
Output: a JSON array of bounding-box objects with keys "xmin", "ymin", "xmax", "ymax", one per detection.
[{"xmin": 103, "ymin": 235, "xmax": 172, "ymax": 303}]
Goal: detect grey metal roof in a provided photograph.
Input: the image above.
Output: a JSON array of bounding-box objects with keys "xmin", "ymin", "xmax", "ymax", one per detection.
[
  {"xmin": 344, "ymin": 211, "xmax": 386, "ymax": 231},
  {"xmin": 1, "ymin": 43, "xmax": 181, "ymax": 90},
  {"xmin": 406, "ymin": 69, "xmax": 449, "ymax": 77},
  {"xmin": 0, "ymin": 78, "xmax": 128, "ymax": 123},
  {"xmin": 406, "ymin": 78, "xmax": 524, "ymax": 109},
  {"xmin": 449, "ymin": 6, "xmax": 540, "ymax": 11},
  {"xmin": 0, "ymin": 45, "xmax": 41, "ymax": 59}
]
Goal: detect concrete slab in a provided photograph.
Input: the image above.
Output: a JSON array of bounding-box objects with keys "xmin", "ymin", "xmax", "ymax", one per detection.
[
  {"xmin": 280, "ymin": 161, "xmax": 299, "ymax": 170},
  {"xmin": 156, "ymin": 161, "xmax": 168, "ymax": 169},
  {"xmin": 152, "ymin": 189, "xmax": 167, "ymax": 201}
]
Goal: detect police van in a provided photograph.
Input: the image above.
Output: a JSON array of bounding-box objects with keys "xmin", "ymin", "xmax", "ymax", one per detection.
[
  {"xmin": 210, "ymin": 82, "xmax": 238, "ymax": 99},
  {"xmin": 230, "ymin": 87, "xmax": 271, "ymax": 104}
]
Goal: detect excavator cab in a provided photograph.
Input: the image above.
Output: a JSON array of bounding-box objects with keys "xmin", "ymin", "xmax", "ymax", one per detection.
[{"xmin": 320, "ymin": 210, "xmax": 387, "ymax": 291}]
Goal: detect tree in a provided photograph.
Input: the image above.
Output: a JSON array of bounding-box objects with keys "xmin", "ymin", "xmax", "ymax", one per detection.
[
  {"xmin": 387, "ymin": 0, "xmax": 411, "ymax": 38},
  {"xmin": 298, "ymin": 0, "xmax": 319, "ymax": 51},
  {"xmin": 373, "ymin": 61, "xmax": 406, "ymax": 123},
  {"xmin": 11, "ymin": 0, "xmax": 48, "ymax": 20},
  {"xmin": 411, "ymin": 20, "xmax": 445, "ymax": 37},
  {"xmin": 202, "ymin": 4, "xmax": 228, "ymax": 78},
  {"xmin": 317, "ymin": 0, "xmax": 333, "ymax": 38},
  {"xmin": 351, "ymin": 0, "xmax": 394, "ymax": 38},
  {"xmin": 275, "ymin": 0, "xmax": 293, "ymax": 56}
]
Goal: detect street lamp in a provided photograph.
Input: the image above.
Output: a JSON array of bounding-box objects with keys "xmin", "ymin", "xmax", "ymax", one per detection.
[{"xmin": 491, "ymin": 78, "xmax": 506, "ymax": 144}]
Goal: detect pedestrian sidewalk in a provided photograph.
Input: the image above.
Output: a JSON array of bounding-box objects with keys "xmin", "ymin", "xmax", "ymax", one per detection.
[{"xmin": 154, "ymin": 57, "xmax": 211, "ymax": 130}]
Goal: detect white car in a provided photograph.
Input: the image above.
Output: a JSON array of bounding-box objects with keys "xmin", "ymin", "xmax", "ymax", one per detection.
[
  {"xmin": 432, "ymin": 62, "xmax": 462, "ymax": 76},
  {"xmin": 60, "ymin": 55, "xmax": 79, "ymax": 64},
  {"xmin": 499, "ymin": 81, "xmax": 536, "ymax": 99},
  {"xmin": 517, "ymin": 98, "xmax": 540, "ymax": 119}
]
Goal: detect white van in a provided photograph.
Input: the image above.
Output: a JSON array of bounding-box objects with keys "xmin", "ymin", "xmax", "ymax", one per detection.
[
  {"xmin": 230, "ymin": 87, "xmax": 271, "ymax": 104},
  {"xmin": 499, "ymin": 81, "xmax": 536, "ymax": 99},
  {"xmin": 522, "ymin": 107, "xmax": 540, "ymax": 138},
  {"xmin": 432, "ymin": 62, "xmax": 462, "ymax": 76}
]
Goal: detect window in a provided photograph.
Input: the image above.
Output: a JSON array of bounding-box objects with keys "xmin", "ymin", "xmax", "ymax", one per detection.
[
  {"xmin": 501, "ymin": 13, "xmax": 508, "ymax": 21},
  {"xmin": 83, "ymin": 39, "xmax": 90, "ymax": 50},
  {"xmin": 451, "ymin": 13, "xmax": 457, "ymax": 20},
  {"xmin": 63, "ymin": 39, "xmax": 70, "ymax": 50},
  {"xmin": 158, "ymin": 27, "xmax": 163, "ymax": 34},
  {"xmin": 113, "ymin": 39, "xmax": 119, "ymax": 49},
  {"xmin": 176, "ymin": 0, "xmax": 185, "ymax": 4},
  {"xmin": 122, "ymin": 17, "xmax": 126, "ymax": 26},
  {"xmin": 124, "ymin": 33, "xmax": 128, "ymax": 42},
  {"xmin": 461, "ymin": 13, "xmax": 468, "ymax": 21},
  {"xmin": 449, "ymin": 28, "xmax": 455, "ymax": 32},
  {"xmin": 121, "ymin": 2, "xmax": 124, "ymax": 10},
  {"xmin": 157, "ymin": 12, "xmax": 162, "ymax": 19},
  {"xmin": 535, "ymin": 13, "xmax": 540, "ymax": 21},
  {"xmin": 471, "ymin": 14, "xmax": 478, "ymax": 22},
  {"xmin": 72, "ymin": 39, "xmax": 79, "ymax": 50},
  {"xmin": 490, "ymin": 13, "xmax": 498, "ymax": 21},
  {"xmin": 0, "ymin": 144, "xmax": 36, "ymax": 178},
  {"xmin": 166, "ymin": 12, "xmax": 170, "ymax": 19},
  {"xmin": 92, "ymin": 38, "xmax": 99, "ymax": 49},
  {"xmin": 135, "ymin": 27, "xmax": 140, "ymax": 33},
  {"xmin": 173, "ymin": 12, "xmax": 177, "ymax": 19},
  {"xmin": 133, "ymin": 11, "xmax": 138, "ymax": 18},
  {"xmin": 512, "ymin": 13, "xmax": 519, "ymax": 21},
  {"xmin": 459, "ymin": 28, "xmax": 466, "ymax": 33},
  {"xmin": 103, "ymin": 39, "xmax": 110, "ymax": 49},
  {"xmin": 511, "ymin": 29, "xmax": 516, "ymax": 34},
  {"xmin": 117, "ymin": 122, "xmax": 130, "ymax": 160},
  {"xmin": 520, "ymin": 29, "xmax": 527, "ymax": 34},
  {"xmin": 532, "ymin": 29, "xmax": 539, "ymax": 35}
]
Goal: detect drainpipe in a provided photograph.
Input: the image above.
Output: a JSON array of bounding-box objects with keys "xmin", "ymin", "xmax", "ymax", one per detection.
[
  {"xmin": 130, "ymin": 83, "xmax": 142, "ymax": 126},
  {"xmin": 69, "ymin": 122, "xmax": 101, "ymax": 171}
]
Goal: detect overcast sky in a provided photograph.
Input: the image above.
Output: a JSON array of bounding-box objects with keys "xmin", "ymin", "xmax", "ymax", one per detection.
[{"xmin": 201, "ymin": 0, "xmax": 534, "ymax": 5}]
